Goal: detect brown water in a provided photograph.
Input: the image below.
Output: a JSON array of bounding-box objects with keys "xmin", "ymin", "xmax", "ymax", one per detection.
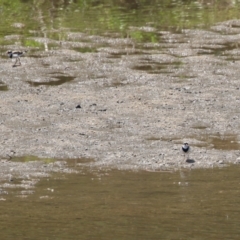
[
  {"xmin": 0, "ymin": 85, "xmax": 8, "ymax": 91},
  {"xmin": 1, "ymin": 165, "xmax": 240, "ymax": 239},
  {"xmin": 27, "ymin": 75, "xmax": 75, "ymax": 86},
  {"xmin": 0, "ymin": 81, "xmax": 8, "ymax": 91}
]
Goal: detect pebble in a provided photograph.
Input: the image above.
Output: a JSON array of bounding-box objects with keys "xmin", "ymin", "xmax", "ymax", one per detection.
[{"xmin": 235, "ymin": 157, "xmax": 240, "ymax": 164}]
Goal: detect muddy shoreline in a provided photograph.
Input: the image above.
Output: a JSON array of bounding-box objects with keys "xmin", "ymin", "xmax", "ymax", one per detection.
[{"xmin": 1, "ymin": 20, "xmax": 240, "ymax": 192}]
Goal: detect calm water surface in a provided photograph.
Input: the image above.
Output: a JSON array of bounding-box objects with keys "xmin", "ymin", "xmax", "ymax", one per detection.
[
  {"xmin": 1, "ymin": 0, "xmax": 240, "ymax": 44},
  {"xmin": 0, "ymin": 165, "xmax": 240, "ymax": 239}
]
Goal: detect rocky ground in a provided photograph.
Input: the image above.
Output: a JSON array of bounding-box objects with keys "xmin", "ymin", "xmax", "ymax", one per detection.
[{"xmin": 0, "ymin": 20, "xmax": 240, "ymax": 192}]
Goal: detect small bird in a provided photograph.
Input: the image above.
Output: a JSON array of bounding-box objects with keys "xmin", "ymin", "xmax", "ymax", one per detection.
[
  {"xmin": 182, "ymin": 143, "xmax": 190, "ymax": 161},
  {"xmin": 7, "ymin": 50, "xmax": 27, "ymax": 67}
]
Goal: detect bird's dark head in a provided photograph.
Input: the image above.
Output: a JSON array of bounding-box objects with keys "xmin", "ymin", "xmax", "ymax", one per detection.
[
  {"xmin": 7, "ymin": 50, "xmax": 12, "ymax": 56},
  {"xmin": 184, "ymin": 143, "xmax": 188, "ymax": 146}
]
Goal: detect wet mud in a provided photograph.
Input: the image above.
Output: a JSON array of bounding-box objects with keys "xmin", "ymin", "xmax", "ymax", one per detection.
[{"xmin": 1, "ymin": 20, "xmax": 240, "ymax": 189}]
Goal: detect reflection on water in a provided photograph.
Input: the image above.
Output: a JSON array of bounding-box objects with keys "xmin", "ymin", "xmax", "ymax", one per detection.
[
  {"xmin": 1, "ymin": 165, "xmax": 240, "ymax": 239},
  {"xmin": 1, "ymin": 0, "xmax": 240, "ymax": 42}
]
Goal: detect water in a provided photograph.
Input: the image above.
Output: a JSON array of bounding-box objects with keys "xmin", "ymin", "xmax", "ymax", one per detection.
[
  {"xmin": 0, "ymin": 165, "xmax": 240, "ymax": 239},
  {"xmin": 0, "ymin": 82, "xmax": 8, "ymax": 91},
  {"xmin": 1, "ymin": 0, "xmax": 240, "ymax": 43},
  {"xmin": 27, "ymin": 75, "xmax": 75, "ymax": 86}
]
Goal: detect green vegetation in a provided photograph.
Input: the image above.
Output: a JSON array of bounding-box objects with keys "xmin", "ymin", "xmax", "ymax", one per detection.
[
  {"xmin": 23, "ymin": 39, "xmax": 43, "ymax": 48},
  {"xmin": 12, "ymin": 155, "xmax": 55, "ymax": 163},
  {"xmin": 1, "ymin": 0, "xmax": 240, "ymax": 44}
]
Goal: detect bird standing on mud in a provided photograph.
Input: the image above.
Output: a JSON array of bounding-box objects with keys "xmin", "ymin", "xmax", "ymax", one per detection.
[
  {"xmin": 182, "ymin": 143, "xmax": 190, "ymax": 161},
  {"xmin": 7, "ymin": 50, "xmax": 27, "ymax": 67}
]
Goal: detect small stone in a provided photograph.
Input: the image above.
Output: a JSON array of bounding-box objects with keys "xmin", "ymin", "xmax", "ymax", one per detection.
[
  {"xmin": 76, "ymin": 104, "xmax": 81, "ymax": 109},
  {"xmin": 12, "ymin": 22, "xmax": 25, "ymax": 28},
  {"xmin": 235, "ymin": 157, "xmax": 240, "ymax": 164}
]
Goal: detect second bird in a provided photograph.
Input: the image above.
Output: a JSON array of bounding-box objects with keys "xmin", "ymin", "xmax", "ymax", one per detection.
[{"xmin": 182, "ymin": 143, "xmax": 190, "ymax": 161}]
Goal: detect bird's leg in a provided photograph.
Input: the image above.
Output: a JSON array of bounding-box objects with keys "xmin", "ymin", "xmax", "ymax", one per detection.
[
  {"xmin": 183, "ymin": 152, "xmax": 186, "ymax": 162},
  {"xmin": 18, "ymin": 57, "xmax": 21, "ymax": 65},
  {"xmin": 13, "ymin": 58, "xmax": 18, "ymax": 66}
]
